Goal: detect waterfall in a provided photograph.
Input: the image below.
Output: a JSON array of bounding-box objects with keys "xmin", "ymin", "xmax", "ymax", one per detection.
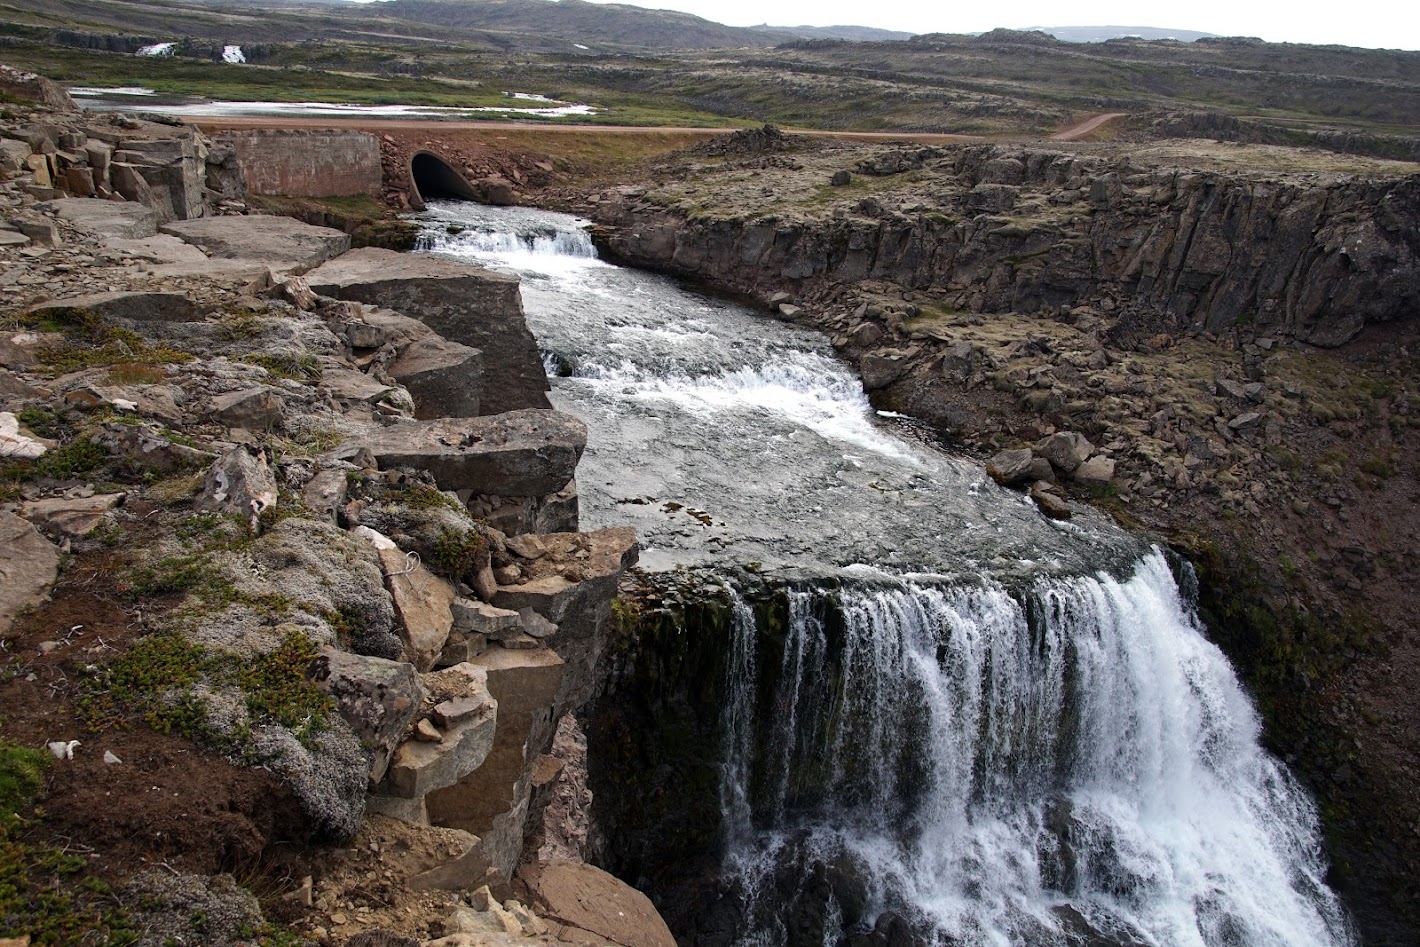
[
  {"xmin": 716, "ymin": 553, "xmax": 1352, "ymax": 947},
  {"xmin": 410, "ymin": 203, "xmax": 1355, "ymax": 947},
  {"xmin": 417, "ymin": 210, "xmax": 598, "ymax": 267}
]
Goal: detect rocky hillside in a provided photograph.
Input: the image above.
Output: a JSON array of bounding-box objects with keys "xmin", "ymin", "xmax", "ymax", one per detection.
[
  {"xmin": 376, "ymin": 0, "xmax": 781, "ymax": 50},
  {"xmin": 0, "ymin": 76, "xmax": 672, "ymax": 947},
  {"xmin": 576, "ymin": 128, "xmax": 1420, "ymax": 944}
]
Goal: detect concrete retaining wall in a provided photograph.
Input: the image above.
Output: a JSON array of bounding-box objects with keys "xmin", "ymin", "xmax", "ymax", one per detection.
[{"xmin": 218, "ymin": 129, "xmax": 382, "ymax": 198}]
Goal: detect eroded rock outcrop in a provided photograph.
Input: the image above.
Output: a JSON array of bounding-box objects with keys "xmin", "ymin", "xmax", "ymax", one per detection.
[
  {"xmin": 0, "ymin": 168, "xmax": 648, "ymax": 947},
  {"xmin": 593, "ymin": 143, "xmax": 1420, "ymax": 348},
  {"xmin": 308, "ymin": 249, "xmax": 552, "ymax": 414}
]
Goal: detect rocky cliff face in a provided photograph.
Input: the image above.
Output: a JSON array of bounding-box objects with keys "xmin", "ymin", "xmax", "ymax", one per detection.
[
  {"xmin": 571, "ymin": 133, "xmax": 1420, "ymax": 945},
  {"xmin": 593, "ymin": 142, "xmax": 1420, "ymax": 349}
]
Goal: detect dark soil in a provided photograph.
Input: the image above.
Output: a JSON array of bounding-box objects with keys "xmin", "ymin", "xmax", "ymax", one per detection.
[{"xmin": 0, "ymin": 543, "xmax": 311, "ymax": 881}]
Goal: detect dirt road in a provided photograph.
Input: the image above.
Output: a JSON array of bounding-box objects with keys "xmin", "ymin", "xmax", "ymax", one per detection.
[{"xmin": 1050, "ymin": 112, "xmax": 1127, "ymax": 141}]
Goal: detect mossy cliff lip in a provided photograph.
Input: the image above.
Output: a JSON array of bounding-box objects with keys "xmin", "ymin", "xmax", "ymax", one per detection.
[{"xmin": 573, "ymin": 132, "xmax": 1420, "ymax": 944}]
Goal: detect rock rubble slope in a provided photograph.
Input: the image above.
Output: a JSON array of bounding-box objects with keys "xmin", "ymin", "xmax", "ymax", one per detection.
[{"xmin": 0, "ymin": 86, "xmax": 659, "ymax": 947}]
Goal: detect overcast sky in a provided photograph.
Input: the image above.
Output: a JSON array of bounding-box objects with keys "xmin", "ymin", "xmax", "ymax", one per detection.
[{"xmin": 583, "ymin": 0, "xmax": 1420, "ymax": 50}]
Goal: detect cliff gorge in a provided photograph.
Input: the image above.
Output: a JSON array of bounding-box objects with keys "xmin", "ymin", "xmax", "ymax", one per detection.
[
  {"xmin": 581, "ymin": 130, "xmax": 1420, "ymax": 945},
  {"xmin": 593, "ymin": 137, "xmax": 1420, "ymax": 349}
]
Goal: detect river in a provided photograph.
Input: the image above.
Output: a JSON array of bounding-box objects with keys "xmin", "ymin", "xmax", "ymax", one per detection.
[{"xmin": 412, "ymin": 200, "xmax": 1355, "ymax": 947}]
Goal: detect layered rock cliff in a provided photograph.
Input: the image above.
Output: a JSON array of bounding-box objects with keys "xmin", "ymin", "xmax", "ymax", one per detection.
[
  {"xmin": 593, "ymin": 139, "xmax": 1420, "ymax": 349},
  {"xmin": 574, "ymin": 131, "xmax": 1420, "ymax": 945}
]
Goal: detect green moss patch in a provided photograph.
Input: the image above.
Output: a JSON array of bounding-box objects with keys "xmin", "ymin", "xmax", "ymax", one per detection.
[{"xmin": 78, "ymin": 630, "xmax": 331, "ymax": 753}]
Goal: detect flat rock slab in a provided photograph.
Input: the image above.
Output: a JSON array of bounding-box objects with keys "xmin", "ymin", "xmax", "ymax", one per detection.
[
  {"xmin": 103, "ymin": 233, "xmax": 209, "ymax": 265},
  {"xmin": 43, "ymin": 197, "xmax": 158, "ymax": 239},
  {"xmin": 524, "ymin": 861, "xmax": 676, "ymax": 947},
  {"xmin": 336, "ymin": 409, "xmax": 586, "ymax": 497},
  {"xmin": 0, "ymin": 511, "xmax": 60, "ymax": 636},
  {"xmin": 307, "ymin": 249, "xmax": 550, "ymax": 415},
  {"xmin": 160, "ymin": 215, "xmax": 350, "ymax": 271},
  {"xmin": 19, "ymin": 492, "xmax": 124, "ymax": 538},
  {"xmin": 29, "ymin": 290, "xmax": 197, "ymax": 324}
]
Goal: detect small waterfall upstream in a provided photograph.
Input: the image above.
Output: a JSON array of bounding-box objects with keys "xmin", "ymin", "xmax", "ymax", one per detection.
[{"xmin": 413, "ymin": 201, "xmax": 1355, "ymax": 947}]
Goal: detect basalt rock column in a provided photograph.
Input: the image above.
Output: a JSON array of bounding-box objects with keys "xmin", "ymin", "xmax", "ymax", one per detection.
[{"xmin": 308, "ymin": 249, "xmax": 552, "ymax": 415}]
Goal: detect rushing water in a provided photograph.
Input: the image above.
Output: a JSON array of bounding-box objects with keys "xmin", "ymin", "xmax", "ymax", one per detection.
[{"xmin": 413, "ymin": 201, "xmax": 1354, "ymax": 947}]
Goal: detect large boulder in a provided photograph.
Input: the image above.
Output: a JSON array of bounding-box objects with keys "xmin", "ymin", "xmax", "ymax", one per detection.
[
  {"xmin": 1072, "ymin": 454, "xmax": 1116, "ymax": 484},
  {"xmin": 0, "ymin": 65, "xmax": 73, "ymax": 109},
  {"xmin": 859, "ymin": 353, "xmax": 908, "ymax": 391},
  {"xmin": 19, "ymin": 492, "xmax": 125, "ymax": 538},
  {"xmin": 307, "ymin": 249, "xmax": 551, "ymax": 415},
  {"xmin": 986, "ymin": 448, "xmax": 1035, "ymax": 486},
  {"xmin": 1035, "ymin": 432, "xmax": 1094, "ymax": 475},
  {"xmin": 335, "ymin": 410, "xmax": 586, "ymax": 497},
  {"xmin": 195, "ymin": 444, "xmax": 279, "ymax": 530},
  {"xmin": 0, "ymin": 511, "xmax": 60, "ymax": 635},
  {"xmin": 160, "ymin": 215, "xmax": 350, "ymax": 272},
  {"xmin": 313, "ymin": 649, "xmax": 428, "ymax": 784},
  {"xmin": 522, "ymin": 861, "xmax": 676, "ymax": 947},
  {"xmin": 389, "ymin": 335, "xmax": 484, "ymax": 420}
]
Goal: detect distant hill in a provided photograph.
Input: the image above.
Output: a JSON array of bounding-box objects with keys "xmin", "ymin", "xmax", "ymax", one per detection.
[
  {"xmin": 754, "ymin": 24, "xmax": 914, "ymax": 42},
  {"xmin": 1027, "ymin": 25, "xmax": 1217, "ymax": 43},
  {"xmin": 370, "ymin": 0, "xmax": 781, "ymax": 49}
]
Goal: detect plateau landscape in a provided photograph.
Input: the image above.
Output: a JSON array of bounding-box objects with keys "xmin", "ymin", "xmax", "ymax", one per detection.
[{"xmin": 0, "ymin": 1, "xmax": 1417, "ymax": 946}]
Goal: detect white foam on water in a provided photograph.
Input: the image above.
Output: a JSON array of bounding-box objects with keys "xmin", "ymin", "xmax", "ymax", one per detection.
[{"xmin": 718, "ymin": 552, "xmax": 1354, "ymax": 947}]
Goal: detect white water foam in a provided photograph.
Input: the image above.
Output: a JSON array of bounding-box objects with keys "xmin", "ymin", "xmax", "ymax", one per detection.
[
  {"xmin": 720, "ymin": 552, "xmax": 1353, "ymax": 947},
  {"xmin": 407, "ymin": 204, "xmax": 1353, "ymax": 946},
  {"xmin": 69, "ymin": 86, "xmax": 156, "ymax": 97},
  {"xmin": 578, "ymin": 351, "xmax": 918, "ymax": 462}
]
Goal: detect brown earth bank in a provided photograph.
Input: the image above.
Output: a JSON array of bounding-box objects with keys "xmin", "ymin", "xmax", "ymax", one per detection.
[{"xmin": 528, "ymin": 127, "xmax": 1420, "ymax": 945}]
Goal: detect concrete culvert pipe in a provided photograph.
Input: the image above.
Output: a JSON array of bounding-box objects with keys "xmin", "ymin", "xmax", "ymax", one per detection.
[{"xmin": 408, "ymin": 152, "xmax": 479, "ymax": 209}]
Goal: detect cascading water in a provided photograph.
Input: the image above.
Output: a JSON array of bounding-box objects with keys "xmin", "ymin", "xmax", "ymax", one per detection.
[{"xmin": 413, "ymin": 201, "xmax": 1354, "ymax": 947}]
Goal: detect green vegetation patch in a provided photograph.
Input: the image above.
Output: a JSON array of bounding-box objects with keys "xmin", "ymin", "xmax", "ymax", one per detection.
[
  {"xmin": 244, "ymin": 354, "xmax": 322, "ymax": 382},
  {"xmin": 430, "ymin": 527, "xmax": 486, "ymax": 577},
  {"xmin": 78, "ymin": 629, "xmax": 331, "ymax": 752},
  {"xmin": 19, "ymin": 308, "xmax": 194, "ymax": 376},
  {"xmin": 0, "ymin": 436, "xmax": 109, "ymax": 502},
  {"xmin": 0, "ymin": 741, "xmax": 138, "ymax": 945}
]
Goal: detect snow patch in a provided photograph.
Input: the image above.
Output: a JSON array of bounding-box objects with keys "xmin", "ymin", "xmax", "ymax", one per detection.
[
  {"xmin": 137, "ymin": 42, "xmax": 176, "ymax": 56},
  {"xmin": 222, "ymin": 45, "xmax": 246, "ymax": 64}
]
